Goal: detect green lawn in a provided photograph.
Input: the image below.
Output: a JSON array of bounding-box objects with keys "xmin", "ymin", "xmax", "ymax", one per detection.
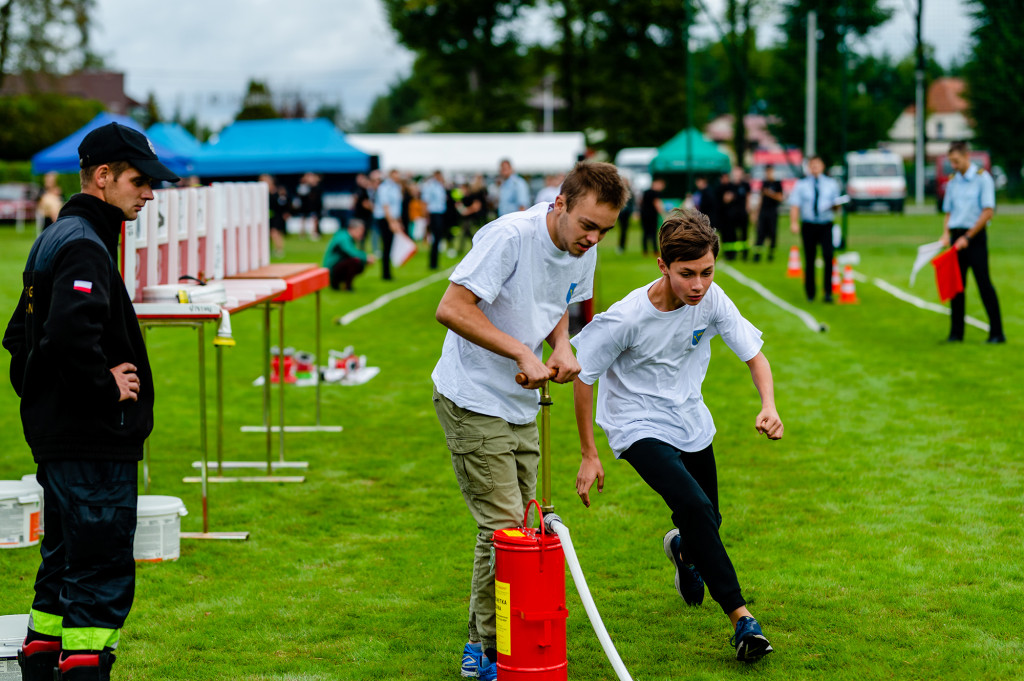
[{"xmin": 0, "ymin": 211, "xmax": 1021, "ymax": 680}]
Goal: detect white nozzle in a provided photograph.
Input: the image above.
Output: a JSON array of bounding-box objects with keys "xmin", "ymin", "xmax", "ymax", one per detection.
[
  {"xmin": 213, "ymin": 309, "xmax": 236, "ymax": 347},
  {"xmin": 547, "ymin": 517, "xmax": 634, "ymax": 681}
]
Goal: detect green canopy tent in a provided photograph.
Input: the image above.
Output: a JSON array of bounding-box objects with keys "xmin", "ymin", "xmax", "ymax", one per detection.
[{"xmin": 649, "ymin": 128, "xmax": 732, "ymax": 199}]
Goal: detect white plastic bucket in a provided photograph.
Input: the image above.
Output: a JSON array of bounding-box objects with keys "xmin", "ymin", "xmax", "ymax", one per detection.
[
  {"xmin": 0, "ymin": 613, "xmax": 28, "ymax": 679},
  {"xmin": 20, "ymin": 474, "xmax": 43, "ymax": 536},
  {"xmin": 134, "ymin": 495, "xmax": 188, "ymax": 562},
  {"xmin": 0, "ymin": 480, "xmax": 41, "ymax": 549}
]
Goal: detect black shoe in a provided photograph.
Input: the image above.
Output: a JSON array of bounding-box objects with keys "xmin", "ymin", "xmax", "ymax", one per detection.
[
  {"xmin": 663, "ymin": 529, "xmax": 705, "ymax": 606},
  {"xmin": 823, "ymin": 297, "xmax": 833, "ymax": 304},
  {"xmin": 986, "ymin": 335, "xmax": 1006, "ymax": 344},
  {"xmin": 17, "ymin": 639, "xmax": 60, "ymax": 681},
  {"xmin": 945, "ymin": 336, "xmax": 963, "ymax": 343},
  {"xmin": 730, "ymin": 616, "xmax": 774, "ymax": 663}
]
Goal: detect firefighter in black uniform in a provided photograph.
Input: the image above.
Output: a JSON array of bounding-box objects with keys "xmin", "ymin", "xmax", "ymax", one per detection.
[{"xmin": 4, "ymin": 123, "xmax": 178, "ymax": 681}]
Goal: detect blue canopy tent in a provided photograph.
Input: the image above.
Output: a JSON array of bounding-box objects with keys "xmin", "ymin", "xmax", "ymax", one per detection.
[
  {"xmin": 31, "ymin": 112, "xmax": 193, "ymax": 176},
  {"xmin": 191, "ymin": 118, "xmax": 371, "ymax": 177},
  {"xmin": 146, "ymin": 122, "xmax": 202, "ymax": 169}
]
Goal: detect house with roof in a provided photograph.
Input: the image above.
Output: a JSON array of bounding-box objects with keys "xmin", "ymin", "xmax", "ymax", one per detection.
[{"xmin": 887, "ymin": 77, "xmax": 975, "ymax": 160}]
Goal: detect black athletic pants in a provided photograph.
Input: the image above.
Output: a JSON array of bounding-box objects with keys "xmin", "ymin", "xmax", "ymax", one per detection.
[
  {"xmin": 621, "ymin": 439, "xmax": 746, "ymax": 614},
  {"xmin": 754, "ymin": 211, "xmax": 778, "ymax": 259},
  {"xmin": 428, "ymin": 213, "xmax": 447, "ymax": 270},
  {"xmin": 801, "ymin": 221, "xmax": 834, "ymax": 301},
  {"xmin": 375, "ymin": 218, "xmax": 394, "ymax": 280},
  {"xmin": 32, "ymin": 460, "xmax": 137, "ymax": 649},
  {"xmin": 618, "ymin": 209, "xmax": 632, "ymax": 251},
  {"xmin": 948, "ymin": 228, "xmax": 1003, "ymax": 340}
]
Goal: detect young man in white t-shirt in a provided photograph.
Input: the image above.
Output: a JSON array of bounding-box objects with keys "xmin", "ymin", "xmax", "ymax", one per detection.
[
  {"xmin": 571, "ymin": 208, "xmax": 783, "ymax": 664},
  {"xmin": 432, "ymin": 162, "xmax": 630, "ymax": 680}
]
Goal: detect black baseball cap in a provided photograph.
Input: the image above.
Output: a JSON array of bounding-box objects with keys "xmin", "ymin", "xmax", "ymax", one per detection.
[{"xmin": 78, "ymin": 122, "xmax": 180, "ymax": 183}]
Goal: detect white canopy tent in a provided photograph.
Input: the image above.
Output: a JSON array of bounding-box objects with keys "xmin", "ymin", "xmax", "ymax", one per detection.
[{"xmin": 346, "ymin": 132, "xmax": 587, "ymax": 177}]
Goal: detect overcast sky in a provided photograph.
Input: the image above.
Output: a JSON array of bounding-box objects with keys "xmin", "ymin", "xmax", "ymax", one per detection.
[{"xmin": 93, "ymin": 0, "xmax": 974, "ymax": 131}]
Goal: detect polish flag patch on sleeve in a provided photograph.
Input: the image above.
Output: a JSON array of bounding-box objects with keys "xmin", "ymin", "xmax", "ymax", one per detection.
[{"xmin": 73, "ymin": 280, "xmax": 93, "ymax": 293}]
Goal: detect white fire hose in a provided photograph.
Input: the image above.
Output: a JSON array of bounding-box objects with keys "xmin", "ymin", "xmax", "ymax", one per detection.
[{"xmin": 544, "ymin": 513, "xmax": 634, "ymax": 681}]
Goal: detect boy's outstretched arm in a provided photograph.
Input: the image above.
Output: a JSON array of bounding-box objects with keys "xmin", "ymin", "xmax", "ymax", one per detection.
[
  {"xmin": 745, "ymin": 352, "xmax": 784, "ymax": 440},
  {"xmin": 573, "ymin": 377, "xmax": 605, "ymax": 507}
]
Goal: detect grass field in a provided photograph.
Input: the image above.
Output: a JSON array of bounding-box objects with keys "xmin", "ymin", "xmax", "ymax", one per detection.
[{"xmin": 0, "ymin": 210, "xmax": 1021, "ymax": 680}]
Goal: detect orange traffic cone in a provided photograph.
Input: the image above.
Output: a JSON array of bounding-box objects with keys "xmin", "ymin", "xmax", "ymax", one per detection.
[
  {"xmin": 786, "ymin": 245, "xmax": 803, "ymax": 278},
  {"xmin": 838, "ymin": 265, "xmax": 859, "ymax": 304},
  {"xmin": 831, "ymin": 258, "xmax": 841, "ymax": 295}
]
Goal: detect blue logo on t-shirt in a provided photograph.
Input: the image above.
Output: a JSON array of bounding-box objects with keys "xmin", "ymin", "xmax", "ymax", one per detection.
[
  {"xmin": 566, "ymin": 282, "xmax": 577, "ymax": 304},
  {"xmin": 692, "ymin": 328, "xmax": 706, "ymax": 346}
]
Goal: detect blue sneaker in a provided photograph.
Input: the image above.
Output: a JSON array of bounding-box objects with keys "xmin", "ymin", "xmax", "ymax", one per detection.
[
  {"xmin": 477, "ymin": 660, "xmax": 497, "ymax": 680},
  {"xmin": 460, "ymin": 643, "xmax": 482, "ymax": 678},
  {"xmin": 730, "ymin": 616, "xmax": 774, "ymax": 663},
  {"xmin": 663, "ymin": 528, "xmax": 704, "ymax": 606}
]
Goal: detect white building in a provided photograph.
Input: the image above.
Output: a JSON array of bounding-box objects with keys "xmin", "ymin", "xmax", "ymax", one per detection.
[{"xmin": 887, "ymin": 77, "xmax": 975, "ymax": 160}]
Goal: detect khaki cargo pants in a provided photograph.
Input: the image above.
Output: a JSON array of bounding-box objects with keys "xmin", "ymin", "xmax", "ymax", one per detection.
[{"xmin": 433, "ymin": 386, "xmax": 539, "ymax": 653}]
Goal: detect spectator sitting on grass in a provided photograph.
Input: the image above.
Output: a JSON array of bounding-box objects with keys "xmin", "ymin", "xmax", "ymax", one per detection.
[{"xmin": 323, "ymin": 219, "xmax": 376, "ymax": 291}]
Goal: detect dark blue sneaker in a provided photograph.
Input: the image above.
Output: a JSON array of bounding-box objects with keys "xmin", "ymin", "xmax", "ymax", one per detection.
[
  {"xmin": 730, "ymin": 616, "xmax": 774, "ymax": 663},
  {"xmin": 460, "ymin": 643, "xmax": 482, "ymax": 678},
  {"xmin": 477, "ymin": 660, "xmax": 497, "ymax": 681},
  {"xmin": 663, "ymin": 528, "xmax": 704, "ymax": 606}
]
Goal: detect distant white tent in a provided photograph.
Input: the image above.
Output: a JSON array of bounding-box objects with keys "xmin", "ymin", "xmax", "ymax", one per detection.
[{"xmin": 346, "ymin": 132, "xmax": 587, "ymax": 177}]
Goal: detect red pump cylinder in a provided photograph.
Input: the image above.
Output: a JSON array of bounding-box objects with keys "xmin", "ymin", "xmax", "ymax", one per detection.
[{"xmin": 493, "ymin": 500, "xmax": 568, "ymax": 680}]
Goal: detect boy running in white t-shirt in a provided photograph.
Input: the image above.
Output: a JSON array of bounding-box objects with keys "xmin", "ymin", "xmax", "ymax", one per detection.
[
  {"xmin": 432, "ymin": 162, "xmax": 630, "ymax": 680},
  {"xmin": 571, "ymin": 208, "xmax": 783, "ymax": 663}
]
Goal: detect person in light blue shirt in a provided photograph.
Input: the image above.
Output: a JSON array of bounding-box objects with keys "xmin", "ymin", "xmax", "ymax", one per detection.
[
  {"xmin": 940, "ymin": 140, "xmax": 1003, "ymax": 343},
  {"xmin": 788, "ymin": 156, "xmax": 843, "ymax": 302},
  {"xmin": 497, "ymin": 159, "xmax": 531, "ymax": 216},
  {"xmin": 420, "ymin": 170, "xmax": 450, "ymax": 270},
  {"xmin": 373, "ymin": 169, "xmax": 404, "ymax": 280}
]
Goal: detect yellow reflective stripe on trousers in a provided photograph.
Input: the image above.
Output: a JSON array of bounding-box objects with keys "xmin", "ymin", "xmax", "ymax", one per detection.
[
  {"xmin": 28, "ymin": 609, "xmax": 63, "ymax": 637},
  {"xmin": 62, "ymin": 628, "xmax": 120, "ymax": 651}
]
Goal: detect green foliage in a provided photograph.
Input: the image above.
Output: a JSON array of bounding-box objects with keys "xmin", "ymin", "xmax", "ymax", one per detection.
[
  {"xmin": 136, "ymin": 91, "xmax": 162, "ymax": 128},
  {"xmin": 0, "ymin": 0, "xmax": 98, "ymax": 87},
  {"xmin": 963, "ymin": 1, "xmax": 1024, "ymax": 195},
  {"xmin": 234, "ymin": 79, "xmax": 278, "ymax": 121},
  {"xmin": 0, "ymin": 92, "xmax": 103, "ymax": 160},
  {"xmin": 381, "ymin": 0, "xmax": 535, "ymax": 131},
  {"xmin": 1, "ymin": 211, "xmax": 1022, "ymax": 678},
  {"xmin": 361, "ymin": 72, "xmax": 427, "ymax": 133},
  {"xmin": 0, "ymin": 158, "xmax": 31, "ymax": 181}
]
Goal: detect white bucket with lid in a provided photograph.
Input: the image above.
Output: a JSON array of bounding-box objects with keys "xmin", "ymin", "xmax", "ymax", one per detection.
[
  {"xmin": 0, "ymin": 613, "xmax": 28, "ymax": 679},
  {"xmin": 20, "ymin": 474, "xmax": 43, "ymax": 536},
  {"xmin": 134, "ymin": 495, "xmax": 188, "ymax": 562},
  {"xmin": 0, "ymin": 480, "xmax": 41, "ymax": 549}
]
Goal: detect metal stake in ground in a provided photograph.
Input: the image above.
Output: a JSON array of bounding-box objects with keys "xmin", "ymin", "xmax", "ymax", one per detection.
[{"xmin": 516, "ymin": 369, "xmax": 557, "ymax": 514}]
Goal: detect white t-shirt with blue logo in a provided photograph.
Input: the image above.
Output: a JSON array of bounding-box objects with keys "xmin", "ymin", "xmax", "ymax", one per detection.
[
  {"xmin": 433, "ymin": 202, "xmax": 595, "ymax": 425},
  {"xmin": 572, "ymin": 280, "xmax": 763, "ymax": 457}
]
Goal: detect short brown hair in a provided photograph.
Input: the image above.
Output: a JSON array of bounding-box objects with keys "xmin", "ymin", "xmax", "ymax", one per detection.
[
  {"xmin": 80, "ymin": 161, "xmax": 133, "ymax": 188},
  {"xmin": 949, "ymin": 140, "xmax": 969, "ymax": 156},
  {"xmin": 561, "ymin": 161, "xmax": 630, "ymax": 212},
  {"xmin": 659, "ymin": 208, "xmax": 719, "ymax": 264}
]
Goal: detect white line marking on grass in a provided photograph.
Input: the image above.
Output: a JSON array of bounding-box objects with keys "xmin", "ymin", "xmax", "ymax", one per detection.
[
  {"xmin": 718, "ymin": 263, "xmax": 827, "ymax": 333},
  {"xmin": 337, "ymin": 266, "xmax": 456, "ymax": 326},
  {"xmin": 850, "ymin": 271, "xmax": 990, "ymax": 332}
]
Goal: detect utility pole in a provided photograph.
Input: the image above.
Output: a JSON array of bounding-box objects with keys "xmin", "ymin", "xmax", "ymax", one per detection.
[
  {"xmin": 914, "ymin": 0, "xmax": 926, "ymax": 205},
  {"xmin": 804, "ymin": 10, "xmax": 817, "ymax": 159}
]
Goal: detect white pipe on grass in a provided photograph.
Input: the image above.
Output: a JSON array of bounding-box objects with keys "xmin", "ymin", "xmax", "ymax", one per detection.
[{"xmin": 544, "ymin": 514, "xmax": 634, "ymax": 681}]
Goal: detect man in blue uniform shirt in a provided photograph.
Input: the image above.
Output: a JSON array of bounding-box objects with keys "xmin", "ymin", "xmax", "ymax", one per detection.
[
  {"xmin": 940, "ymin": 141, "xmax": 1004, "ymax": 343},
  {"xmin": 788, "ymin": 156, "xmax": 842, "ymax": 302},
  {"xmin": 497, "ymin": 159, "xmax": 530, "ymax": 217}
]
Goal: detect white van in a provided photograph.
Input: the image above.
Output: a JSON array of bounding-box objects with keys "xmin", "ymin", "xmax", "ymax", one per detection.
[
  {"xmin": 614, "ymin": 147, "xmax": 658, "ymax": 195},
  {"xmin": 845, "ymin": 150, "xmax": 907, "ymax": 213}
]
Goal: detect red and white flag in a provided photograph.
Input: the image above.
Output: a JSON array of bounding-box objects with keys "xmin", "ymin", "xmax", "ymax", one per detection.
[{"xmin": 73, "ymin": 280, "xmax": 93, "ymax": 293}]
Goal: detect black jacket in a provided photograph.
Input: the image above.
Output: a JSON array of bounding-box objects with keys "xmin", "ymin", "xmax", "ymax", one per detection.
[{"xmin": 3, "ymin": 193, "xmax": 154, "ymax": 462}]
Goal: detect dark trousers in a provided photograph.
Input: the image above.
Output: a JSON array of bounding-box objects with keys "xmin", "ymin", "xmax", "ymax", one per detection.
[
  {"xmin": 641, "ymin": 217, "xmax": 659, "ymax": 255},
  {"xmin": 621, "ymin": 439, "xmax": 746, "ymax": 614},
  {"xmin": 32, "ymin": 460, "xmax": 137, "ymax": 650},
  {"xmin": 375, "ymin": 218, "xmax": 394, "ymax": 280},
  {"xmin": 949, "ymin": 228, "xmax": 1003, "ymax": 340},
  {"xmin": 428, "ymin": 213, "xmax": 448, "ymax": 270},
  {"xmin": 618, "ymin": 211, "xmax": 632, "ymax": 251},
  {"xmin": 753, "ymin": 211, "xmax": 778, "ymax": 260},
  {"xmin": 801, "ymin": 221, "xmax": 834, "ymax": 300},
  {"xmin": 328, "ymin": 258, "xmax": 366, "ymax": 291}
]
